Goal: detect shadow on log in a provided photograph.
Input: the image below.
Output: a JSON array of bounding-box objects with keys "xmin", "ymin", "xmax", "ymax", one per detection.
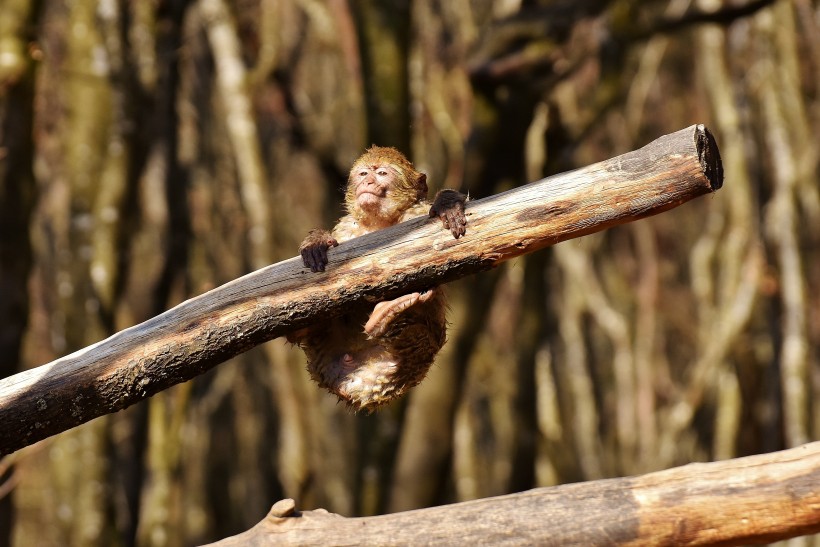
[
  {"xmin": 210, "ymin": 442, "xmax": 820, "ymax": 546},
  {"xmin": 0, "ymin": 124, "xmax": 722, "ymax": 456}
]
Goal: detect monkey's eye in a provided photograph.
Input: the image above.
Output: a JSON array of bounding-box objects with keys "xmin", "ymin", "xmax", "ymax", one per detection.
[
  {"xmin": 359, "ymin": 170, "xmax": 369, "ymax": 177},
  {"xmin": 377, "ymin": 169, "xmax": 388, "ymax": 177}
]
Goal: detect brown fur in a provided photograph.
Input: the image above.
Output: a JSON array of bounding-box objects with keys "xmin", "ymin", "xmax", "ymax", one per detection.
[{"xmin": 291, "ymin": 147, "xmax": 465, "ymax": 411}]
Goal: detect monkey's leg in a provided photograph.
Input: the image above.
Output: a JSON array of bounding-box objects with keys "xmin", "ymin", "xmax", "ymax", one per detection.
[{"xmin": 363, "ymin": 290, "xmax": 436, "ymax": 339}]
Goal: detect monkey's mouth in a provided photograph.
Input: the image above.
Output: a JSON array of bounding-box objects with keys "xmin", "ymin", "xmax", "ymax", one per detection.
[
  {"xmin": 356, "ymin": 192, "xmax": 385, "ymax": 210},
  {"xmin": 357, "ymin": 190, "xmax": 383, "ymax": 200}
]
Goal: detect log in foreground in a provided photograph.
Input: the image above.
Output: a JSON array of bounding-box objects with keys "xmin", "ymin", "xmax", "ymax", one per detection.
[
  {"xmin": 210, "ymin": 442, "xmax": 820, "ymax": 546},
  {"xmin": 0, "ymin": 124, "xmax": 723, "ymax": 455}
]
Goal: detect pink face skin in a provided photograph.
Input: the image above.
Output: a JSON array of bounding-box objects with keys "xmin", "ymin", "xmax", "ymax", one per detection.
[{"xmin": 352, "ymin": 163, "xmax": 399, "ymax": 226}]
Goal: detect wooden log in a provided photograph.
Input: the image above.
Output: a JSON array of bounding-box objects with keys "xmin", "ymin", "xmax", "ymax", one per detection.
[
  {"xmin": 210, "ymin": 441, "xmax": 820, "ymax": 546},
  {"xmin": 0, "ymin": 124, "xmax": 723, "ymax": 456}
]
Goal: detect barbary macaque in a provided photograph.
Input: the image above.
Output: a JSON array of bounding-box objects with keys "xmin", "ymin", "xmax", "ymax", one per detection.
[{"xmin": 288, "ymin": 146, "xmax": 467, "ymax": 411}]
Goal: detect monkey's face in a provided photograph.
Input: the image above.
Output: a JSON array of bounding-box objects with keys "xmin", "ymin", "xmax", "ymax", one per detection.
[
  {"xmin": 353, "ymin": 164, "xmax": 392, "ymax": 205},
  {"xmin": 350, "ymin": 163, "xmax": 410, "ymax": 224}
]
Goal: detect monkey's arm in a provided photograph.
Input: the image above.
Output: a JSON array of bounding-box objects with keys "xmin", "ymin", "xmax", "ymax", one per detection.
[
  {"xmin": 429, "ymin": 189, "xmax": 468, "ymax": 239},
  {"xmin": 299, "ymin": 229, "xmax": 338, "ymax": 272}
]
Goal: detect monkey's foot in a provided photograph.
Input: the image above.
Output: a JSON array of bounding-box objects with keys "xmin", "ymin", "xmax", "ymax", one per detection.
[{"xmin": 364, "ymin": 290, "xmax": 435, "ymax": 339}]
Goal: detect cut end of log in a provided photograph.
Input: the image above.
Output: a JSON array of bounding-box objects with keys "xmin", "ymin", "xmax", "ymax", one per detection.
[{"xmin": 695, "ymin": 124, "xmax": 723, "ymax": 191}]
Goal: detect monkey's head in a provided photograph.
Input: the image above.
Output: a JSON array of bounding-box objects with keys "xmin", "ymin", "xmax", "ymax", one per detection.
[{"xmin": 346, "ymin": 146, "xmax": 428, "ymax": 228}]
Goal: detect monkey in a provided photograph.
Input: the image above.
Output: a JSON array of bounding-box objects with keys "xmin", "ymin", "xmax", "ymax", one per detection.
[{"xmin": 288, "ymin": 146, "xmax": 467, "ymax": 412}]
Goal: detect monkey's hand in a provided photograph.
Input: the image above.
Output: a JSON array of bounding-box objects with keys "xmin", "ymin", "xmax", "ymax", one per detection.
[
  {"xmin": 364, "ymin": 290, "xmax": 435, "ymax": 339},
  {"xmin": 299, "ymin": 229, "xmax": 339, "ymax": 273},
  {"xmin": 429, "ymin": 189, "xmax": 467, "ymax": 239}
]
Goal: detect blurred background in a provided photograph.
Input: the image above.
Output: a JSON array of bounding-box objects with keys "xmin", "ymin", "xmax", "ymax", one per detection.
[{"xmin": 1, "ymin": 0, "xmax": 819, "ymax": 545}]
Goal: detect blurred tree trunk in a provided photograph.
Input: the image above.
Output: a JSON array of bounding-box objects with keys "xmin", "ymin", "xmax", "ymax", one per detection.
[
  {"xmin": 0, "ymin": 1, "xmax": 39, "ymax": 544},
  {"xmin": 31, "ymin": 0, "xmax": 127, "ymax": 543},
  {"xmin": 351, "ymin": 0, "xmax": 411, "ymax": 152},
  {"xmin": 756, "ymin": 1, "xmax": 813, "ymax": 450},
  {"xmin": 113, "ymin": 2, "xmax": 188, "ymax": 545}
]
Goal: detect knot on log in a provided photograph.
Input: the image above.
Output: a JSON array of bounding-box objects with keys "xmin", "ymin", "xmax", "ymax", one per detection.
[{"xmin": 269, "ymin": 498, "xmax": 298, "ymax": 518}]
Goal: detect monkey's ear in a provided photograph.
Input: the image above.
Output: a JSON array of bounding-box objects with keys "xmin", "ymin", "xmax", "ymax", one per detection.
[{"xmin": 417, "ymin": 173, "xmax": 428, "ymax": 200}]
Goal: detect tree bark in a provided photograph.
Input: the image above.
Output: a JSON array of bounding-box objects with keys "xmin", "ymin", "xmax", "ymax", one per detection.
[
  {"xmin": 0, "ymin": 124, "xmax": 722, "ymax": 456},
  {"xmin": 209, "ymin": 441, "xmax": 820, "ymax": 546}
]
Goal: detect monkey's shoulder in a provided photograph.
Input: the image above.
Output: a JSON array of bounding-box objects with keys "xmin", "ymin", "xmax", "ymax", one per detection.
[{"xmin": 400, "ymin": 201, "xmax": 432, "ymax": 222}]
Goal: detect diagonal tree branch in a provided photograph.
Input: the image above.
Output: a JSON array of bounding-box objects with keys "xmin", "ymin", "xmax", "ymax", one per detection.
[{"xmin": 0, "ymin": 124, "xmax": 722, "ymax": 456}]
